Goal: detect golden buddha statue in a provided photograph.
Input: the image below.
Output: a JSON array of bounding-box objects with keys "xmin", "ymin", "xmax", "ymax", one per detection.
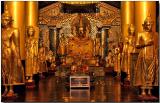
[
  {"xmin": 25, "ymin": 26, "xmax": 38, "ymax": 83},
  {"xmin": 2, "ymin": 5, "xmax": 25, "ymax": 97},
  {"xmin": 58, "ymin": 33, "xmax": 66, "ymax": 56},
  {"xmin": 133, "ymin": 15, "xmax": 158, "ymax": 96},
  {"xmin": 46, "ymin": 50, "xmax": 56, "ymax": 71},
  {"xmin": 43, "ymin": 28, "xmax": 50, "ymax": 53},
  {"xmin": 122, "ymin": 24, "xmax": 136, "ymax": 82},
  {"xmin": 114, "ymin": 47, "xmax": 121, "ymax": 76},
  {"xmin": 67, "ymin": 14, "xmax": 94, "ymax": 59},
  {"xmin": 95, "ymin": 33, "xmax": 101, "ymax": 56},
  {"xmin": 105, "ymin": 50, "xmax": 114, "ymax": 68},
  {"xmin": 38, "ymin": 43, "xmax": 47, "ymax": 78}
]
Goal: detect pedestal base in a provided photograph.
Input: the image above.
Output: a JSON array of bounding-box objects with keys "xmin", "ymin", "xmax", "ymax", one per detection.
[
  {"xmin": 39, "ymin": 73, "xmax": 46, "ymax": 79},
  {"xmin": 26, "ymin": 81, "xmax": 35, "ymax": 89},
  {"xmin": 115, "ymin": 76, "xmax": 121, "ymax": 81},
  {"xmin": 138, "ymin": 95, "xmax": 158, "ymax": 101},
  {"xmin": 48, "ymin": 70, "xmax": 55, "ymax": 74},
  {"xmin": 2, "ymin": 92, "xmax": 18, "ymax": 100},
  {"xmin": 122, "ymin": 80, "xmax": 130, "ymax": 87}
]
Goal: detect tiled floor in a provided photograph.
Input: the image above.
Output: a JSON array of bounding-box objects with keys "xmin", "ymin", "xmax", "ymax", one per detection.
[{"xmin": 1, "ymin": 74, "xmax": 159, "ymax": 102}]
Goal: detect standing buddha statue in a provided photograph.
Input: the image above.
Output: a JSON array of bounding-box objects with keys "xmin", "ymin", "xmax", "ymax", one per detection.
[
  {"xmin": 2, "ymin": 5, "xmax": 25, "ymax": 97},
  {"xmin": 38, "ymin": 43, "xmax": 47, "ymax": 78},
  {"xmin": 25, "ymin": 26, "xmax": 38, "ymax": 85},
  {"xmin": 114, "ymin": 47, "xmax": 121, "ymax": 77},
  {"xmin": 133, "ymin": 15, "xmax": 158, "ymax": 96},
  {"xmin": 122, "ymin": 24, "xmax": 136, "ymax": 84}
]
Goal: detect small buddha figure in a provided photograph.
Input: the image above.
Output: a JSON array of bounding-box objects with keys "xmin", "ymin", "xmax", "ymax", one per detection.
[
  {"xmin": 121, "ymin": 24, "xmax": 136, "ymax": 83},
  {"xmin": 46, "ymin": 50, "xmax": 56, "ymax": 71},
  {"xmin": 114, "ymin": 47, "xmax": 121, "ymax": 76},
  {"xmin": 38, "ymin": 43, "xmax": 47, "ymax": 78},
  {"xmin": 95, "ymin": 33, "xmax": 101, "ymax": 56},
  {"xmin": 2, "ymin": 5, "xmax": 25, "ymax": 97},
  {"xmin": 43, "ymin": 29, "xmax": 50, "ymax": 53},
  {"xmin": 58, "ymin": 33, "xmax": 66, "ymax": 56},
  {"xmin": 133, "ymin": 15, "xmax": 158, "ymax": 96},
  {"xmin": 25, "ymin": 26, "xmax": 38, "ymax": 84},
  {"xmin": 105, "ymin": 50, "xmax": 114, "ymax": 68}
]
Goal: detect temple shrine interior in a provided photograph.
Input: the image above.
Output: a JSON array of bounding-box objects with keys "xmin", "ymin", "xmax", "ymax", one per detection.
[{"xmin": 1, "ymin": 1, "xmax": 159, "ymax": 102}]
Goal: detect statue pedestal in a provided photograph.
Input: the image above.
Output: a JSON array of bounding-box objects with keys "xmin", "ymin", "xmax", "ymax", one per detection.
[
  {"xmin": 2, "ymin": 88, "xmax": 18, "ymax": 100},
  {"xmin": 2, "ymin": 93, "xmax": 18, "ymax": 100},
  {"xmin": 122, "ymin": 79, "xmax": 130, "ymax": 87},
  {"xmin": 26, "ymin": 80, "xmax": 35, "ymax": 89},
  {"xmin": 138, "ymin": 95, "xmax": 158, "ymax": 101},
  {"xmin": 2, "ymin": 94, "xmax": 18, "ymax": 101}
]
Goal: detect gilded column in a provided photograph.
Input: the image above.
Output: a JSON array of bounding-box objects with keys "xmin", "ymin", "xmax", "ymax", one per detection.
[
  {"xmin": 26, "ymin": 1, "xmax": 39, "ymax": 38},
  {"xmin": 5, "ymin": 1, "xmax": 25, "ymax": 60},
  {"xmin": 101, "ymin": 27, "xmax": 108, "ymax": 59},
  {"xmin": 121, "ymin": 1, "xmax": 134, "ymax": 39},
  {"xmin": 53, "ymin": 27, "xmax": 57, "ymax": 54},
  {"xmin": 135, "ymin": 1, "xmax": 156, "ymax": 35},
  {"xmin": 49, "ymin": 27, "xmax": 57, "ymax": 53}
]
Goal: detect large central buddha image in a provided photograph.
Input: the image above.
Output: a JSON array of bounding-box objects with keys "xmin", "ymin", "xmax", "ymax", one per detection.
[{"xmin": 67, "ymin": 14, "xmax": 93, "ymax": 58}]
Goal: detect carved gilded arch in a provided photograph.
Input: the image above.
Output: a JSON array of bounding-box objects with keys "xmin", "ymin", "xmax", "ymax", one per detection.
[
  {"xmin": 39, "ymin": 2, "xmax": 120, "ymax": 26},
  {"xmin": 39, "ymin": 2, "xmax": 121, "ymax": 41}
]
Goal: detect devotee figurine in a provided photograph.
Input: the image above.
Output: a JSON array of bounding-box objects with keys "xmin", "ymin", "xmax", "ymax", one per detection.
[
  {"xmin": 2, "ymin": 5, "xmax": 25, "ymax": 97},
  {"xmin": 25, "ymin": 26, "xmax": 38, "ymax": 87},
  {"xmin": 133, "ymin": 15, "xmax": 158, "ymax": 97}
]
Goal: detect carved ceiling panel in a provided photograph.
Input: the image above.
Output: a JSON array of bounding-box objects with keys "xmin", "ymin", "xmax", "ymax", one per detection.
[{"xmin": 39, "ymin": 2, "xmax": 120, "ymax": 27}]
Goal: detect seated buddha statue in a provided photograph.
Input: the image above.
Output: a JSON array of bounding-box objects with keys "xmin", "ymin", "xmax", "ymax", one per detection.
[{"xmin": 67, "ymin": 14, "xmax": 94, "ymax": 59}]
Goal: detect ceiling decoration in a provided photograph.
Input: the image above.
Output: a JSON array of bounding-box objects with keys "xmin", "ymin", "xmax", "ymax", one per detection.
[
  {"xmin": 38, "ymin": 1, "xmax": 120, "ymax": 9},
  {"xmin": 39, "ymin": 2, "xmax": 120, "ymax": 27},
  {"xmin": 61, "ymin": 1, "xmax": 98, "ymax": 5}
]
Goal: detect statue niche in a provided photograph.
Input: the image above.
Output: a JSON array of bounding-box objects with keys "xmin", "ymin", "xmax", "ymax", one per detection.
[{"xmin": 67, "ymin": 14, "xmax": 94, "ymax": 59}]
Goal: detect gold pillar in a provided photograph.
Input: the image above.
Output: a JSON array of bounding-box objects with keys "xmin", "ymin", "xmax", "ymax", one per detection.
[
  {"xmin": 121, "ymin": 1, "xmax": 135, "ymax": 39},
  {"xmin": 26, "ymin": 1, "xmax": 39, "ymax": 38},
  {"xmin": 135, "ymin": 1, "xmax": 156, "ymax": 35},
  {"xmin": 5, "ymin": 1, "xmax": 25, "ymax": 60}
]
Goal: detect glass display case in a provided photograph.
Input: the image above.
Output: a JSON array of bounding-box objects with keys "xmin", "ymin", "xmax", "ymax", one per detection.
[{"xmin": 70, "ymin": 76, "xmax": 90, "ymax": 88}]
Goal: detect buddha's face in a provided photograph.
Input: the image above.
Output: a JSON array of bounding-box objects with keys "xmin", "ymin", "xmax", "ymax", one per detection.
[
  {"xmin": 79, "ymin": 27, "xmax": 84, "ymax": 34},
  {"xmin": 144, "ymin": 22, "xmax": 152, "ymax": 32},
  {"xmin": 129, "ymin": 26, "xmax": 135, "ymax": 35},
  {"xmin": 28, "ymin": 28, "xmax": 35, "ymax": 37},
  {"xmin": 2, "ymin": 16, "xmax": 11, "ymax": 27}
]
